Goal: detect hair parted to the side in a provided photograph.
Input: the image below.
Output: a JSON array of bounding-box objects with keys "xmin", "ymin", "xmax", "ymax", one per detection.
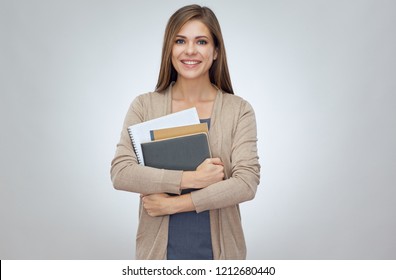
[{"xmin": 155, "ymin": 4, "xmax": 234, "ymax": 94}]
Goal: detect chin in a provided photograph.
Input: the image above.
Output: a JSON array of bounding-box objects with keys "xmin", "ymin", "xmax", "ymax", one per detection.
[{"xmin": 178, "ymin": 73, "xmax": 204, "ymax": 81}]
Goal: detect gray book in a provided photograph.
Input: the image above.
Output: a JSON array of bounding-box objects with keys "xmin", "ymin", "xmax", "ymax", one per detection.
[{"xmin": 141, "ymin": 132, "xmax": 211, "ymax": 171}]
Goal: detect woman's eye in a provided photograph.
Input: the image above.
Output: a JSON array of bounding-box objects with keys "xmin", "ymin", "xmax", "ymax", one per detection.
[
  {"xmin": 175, "ymin": 39, "xmax": 185, "ymax": 44},
  {"xmin": 197, "ymin": 40, "xmax": 207, "ymax": 45}
]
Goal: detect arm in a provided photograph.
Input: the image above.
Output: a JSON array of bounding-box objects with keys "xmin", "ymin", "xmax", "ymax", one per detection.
[
  {"xmin": 110, "ymin": 96, "xmax": 182, "ymax": 195},
  {"xmin": 190, "ymin": 100, "xmax": 261, "ymax": 212}
]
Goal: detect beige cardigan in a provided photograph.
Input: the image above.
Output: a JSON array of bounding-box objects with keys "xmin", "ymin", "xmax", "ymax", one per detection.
[{"xmin": 111, "ymin": 84, "xmax": 260, "ymax": 259}]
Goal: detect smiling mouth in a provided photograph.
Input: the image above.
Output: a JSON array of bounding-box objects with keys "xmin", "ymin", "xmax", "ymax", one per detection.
[{"xmin": 181, "ymin": 60, "xmax": 201, "ymax": 65}]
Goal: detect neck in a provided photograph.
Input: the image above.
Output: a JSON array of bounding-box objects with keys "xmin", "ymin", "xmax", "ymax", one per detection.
[{"xmin": 172, "ymin": 77, "xmax": 216, "ymax": 102}]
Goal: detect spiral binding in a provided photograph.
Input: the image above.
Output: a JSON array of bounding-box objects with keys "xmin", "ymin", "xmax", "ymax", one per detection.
[{"xmin": 127, "ymin": 127, "xmax": 143, "ymax": 164}]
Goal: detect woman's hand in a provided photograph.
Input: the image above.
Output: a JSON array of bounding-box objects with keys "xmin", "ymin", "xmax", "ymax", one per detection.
[
  {"xmin": 141, "ymin": 193, "xmax": 173, "ymax": 217},
  {"xmin": 141, "ymin": 193, "xmax": 195, "ymax": 217},
  {"xmin": 181, "ymin": 158, "xmax": 224, "ymax": 189}
]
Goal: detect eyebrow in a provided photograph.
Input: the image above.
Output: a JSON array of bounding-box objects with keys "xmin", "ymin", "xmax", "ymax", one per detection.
[{"xmin": 175, "ymin": 35, "xmax": 210, "ymax": 39}]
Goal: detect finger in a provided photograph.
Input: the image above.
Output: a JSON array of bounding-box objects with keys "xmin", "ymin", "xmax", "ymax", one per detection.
[{"xmin": 211, "ymin": 157, "xmax": 224, "ymax": 165}]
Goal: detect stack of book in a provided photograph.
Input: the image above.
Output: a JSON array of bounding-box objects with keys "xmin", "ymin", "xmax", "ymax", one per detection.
[{"xmin": 127, "ymin": 108, "xmax": 211, "ymax": 171}]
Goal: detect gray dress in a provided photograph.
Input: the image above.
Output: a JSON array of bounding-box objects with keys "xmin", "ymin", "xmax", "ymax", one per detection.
[{"xmin": 167, "ymin": 119, "xmax": 213, "ymax": 260}]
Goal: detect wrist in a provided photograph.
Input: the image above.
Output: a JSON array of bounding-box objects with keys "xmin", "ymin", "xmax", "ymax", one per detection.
[
  {"xmin": 181, "ymin": 171, "xmax": 197, "ymax": 189},
  {"xmin": 167, "ymin": 196, "xmax": 178, "ymax": 215}
]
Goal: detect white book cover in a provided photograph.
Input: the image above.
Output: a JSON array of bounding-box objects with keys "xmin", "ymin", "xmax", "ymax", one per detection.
[{"xmin": 127, "ymin": 107, "xmax": 200, "ymax": 165}]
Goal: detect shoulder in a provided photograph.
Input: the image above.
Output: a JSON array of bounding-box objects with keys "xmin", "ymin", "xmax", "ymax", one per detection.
[
  {"xmin": 222, "ymin": 93, "xmax": 249, "ymax": 105},
  {"xmin": 130, "ymin": 90, "xmax": 169, "ymax": 110},
  {"xmin": 132, "ymin": 91, "xmax": 167, "ymax": 107},
  {"xmin": 220, "ymin": 93, "xmax": 255, "ymax": 116},
  {"xmin": 128, "ymin": 90, "xmax": 169, "ymax": 122}
]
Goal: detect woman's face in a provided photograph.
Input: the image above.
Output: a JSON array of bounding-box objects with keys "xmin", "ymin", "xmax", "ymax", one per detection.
[{"xmin": 171, "ymin": 20, "xmax": 218, "ymax": 82}]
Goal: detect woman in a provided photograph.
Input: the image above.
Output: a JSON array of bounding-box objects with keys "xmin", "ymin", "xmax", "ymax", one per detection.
[{"xmin": 111, "ymin": 4, "xmax": 260, "ymax": 260}]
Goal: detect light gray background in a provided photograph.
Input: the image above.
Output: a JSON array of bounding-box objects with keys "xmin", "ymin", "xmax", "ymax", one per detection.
[{"xmin": 1, "ymin": 0, "xmax": 395, "ymax": 259}]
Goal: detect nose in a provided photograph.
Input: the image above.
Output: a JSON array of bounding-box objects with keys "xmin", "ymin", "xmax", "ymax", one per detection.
[{"xmin": 185, "ymin": 41, "xmax": 197, "ymax": 56}]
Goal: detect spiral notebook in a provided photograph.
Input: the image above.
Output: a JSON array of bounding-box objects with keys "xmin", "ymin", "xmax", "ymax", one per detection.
[{"xmin": 127, "ymin": 108, "xmax": 200, "ymax": 165}]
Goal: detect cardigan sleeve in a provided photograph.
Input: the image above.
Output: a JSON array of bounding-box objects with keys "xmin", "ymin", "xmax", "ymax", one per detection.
[
  {"xmin": 110, "ymin": 95, "xmax": 183, "ymax": 195},
  {"xmin": 190, "ymin": 100, "xmax": 261, "ymax": 212}
]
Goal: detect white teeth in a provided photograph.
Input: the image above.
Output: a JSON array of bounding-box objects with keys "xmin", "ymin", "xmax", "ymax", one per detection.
[{"xmin": 183, "ymin": 61, "xmax": 199, "ymax": 65}]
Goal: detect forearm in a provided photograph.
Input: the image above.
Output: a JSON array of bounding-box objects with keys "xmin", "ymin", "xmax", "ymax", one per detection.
[
  {"xmin": 111, "ymin": 145, "xmax": 182, "ymax": 195},
  {"xmin": 191, "ymin": 171, "xmax": 259, "ymax": 213},
  {"xmin": 170, "ymin": 193, "xmax": 196, "ymax": 214}
]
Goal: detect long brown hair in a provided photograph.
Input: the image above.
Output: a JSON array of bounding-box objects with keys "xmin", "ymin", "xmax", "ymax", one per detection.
[{"xmin": 155, "ymin": 4, "xmax": 234, "ymax": 94}]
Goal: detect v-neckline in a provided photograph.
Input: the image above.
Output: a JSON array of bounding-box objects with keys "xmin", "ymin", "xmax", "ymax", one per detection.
[{"xmin": 165, "ymin": 82, "xmax": 222, "ymax": 132}]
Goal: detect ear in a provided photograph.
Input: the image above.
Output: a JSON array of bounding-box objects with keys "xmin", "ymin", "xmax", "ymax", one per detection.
[{"xmin": 214, "ymin": 47, "xmax": 218, "ymax": 60}]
